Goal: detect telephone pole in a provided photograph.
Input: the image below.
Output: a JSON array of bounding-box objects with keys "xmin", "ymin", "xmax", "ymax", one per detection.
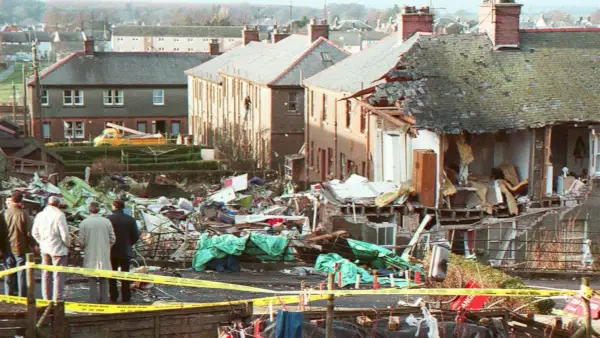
[
  {"xmin": 32, "ymin": 40, "xmax": 42, "ymax": 141},
  {"xmin": 21, "ymin": 64, "xmax": 28, "ymax": 137}
]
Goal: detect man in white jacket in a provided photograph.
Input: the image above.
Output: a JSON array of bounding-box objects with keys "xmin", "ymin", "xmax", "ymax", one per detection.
[
  {"xmin": 32, "ymin": 196, "xmax": 70, "ymax": 301},
  {"xmin": 77, "ymin": 202, "xmax": 115, "ymax": 303}
]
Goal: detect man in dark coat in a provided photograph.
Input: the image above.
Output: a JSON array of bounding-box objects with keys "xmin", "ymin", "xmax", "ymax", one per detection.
[{"xmin": 106, "ymin": 199, "xmax": 139, "ymax": 302}]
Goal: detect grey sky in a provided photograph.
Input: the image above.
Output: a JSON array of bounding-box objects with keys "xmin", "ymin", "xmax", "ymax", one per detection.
[{"xmin": 149, "ymin": 0, "xmax": 599, "ymax": 13}]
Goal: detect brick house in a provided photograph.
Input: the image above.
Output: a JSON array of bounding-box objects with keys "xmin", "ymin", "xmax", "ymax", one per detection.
[
  {"xmin": 186, "ymin": 22, "xmax": 350, "ymax": 166},
  {"xmin": 303, "ymin": 6, "xmax": 433, "ymax": 183},
  {"xmin": 28, "ymin": 39, "xmax": 213, "ymax": 143},
  {"xmin": 305, "ymin": 0, "xmax": 600, "ymax": 215},
  {"xmin": 111, "ymin": 25, "xmax": 262, "ymax": 53}
]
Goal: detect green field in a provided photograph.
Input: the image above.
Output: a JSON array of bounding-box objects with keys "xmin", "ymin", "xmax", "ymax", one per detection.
[{"xmin": 0, "ymin": 62, "xmax": 49, "ymax": 104}]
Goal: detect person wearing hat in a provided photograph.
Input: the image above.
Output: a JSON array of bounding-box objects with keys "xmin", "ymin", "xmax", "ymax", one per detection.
[
  {"xmin": 77, "ymin": 202, "xmax": 115, "ymax": 303},
  {"xmin": 107, "ymin": 199, "xmax": 139, "ymax": 302},
  {"xmin": 2, "ymin": 191, "xmax": 36, "ymax": 297},
  {"xmin": 32, "ymin": 195, "xmax": 70, "ymax": 301}
]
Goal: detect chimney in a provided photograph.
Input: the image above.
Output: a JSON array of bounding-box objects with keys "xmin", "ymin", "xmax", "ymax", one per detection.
[
  {"xmin": 308, "ymin": 18, "xmax": 329, "ymax": 42},
  {"xmin": 272, "ymin": 28, "xmax": 290, "ymax": 43},
  {"xmin": 209, "ymin": 38, "xmax": 220, "ymax": 55},
  {"xmin": 242, "ymin": 25, "xmax": 260, "ymax": 45},
  {"xmin": 397, "ymin": 6, "xmax": 434, "ymax": 41},
  {"xmin": 478, "ymin": 0, "xmax": 523, "ymax": 47},
  {"xmin": 83, "ymin": 37, "xmax": 94, "ymax": 55}
]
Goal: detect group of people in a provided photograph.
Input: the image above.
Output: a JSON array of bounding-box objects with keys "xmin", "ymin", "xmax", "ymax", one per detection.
[{"xmin": 0, "ymin": 191, "xmax": 139, "ymax": 303}]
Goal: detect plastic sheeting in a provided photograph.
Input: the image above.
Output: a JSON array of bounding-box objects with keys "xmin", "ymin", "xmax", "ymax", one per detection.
[
  {"xmin": 346, "ymin": 238, "xmax": 419, "ymax": 272},
  {"xmin": 192, "ymin": 233, "xmax": 294, "ymax": 271}
]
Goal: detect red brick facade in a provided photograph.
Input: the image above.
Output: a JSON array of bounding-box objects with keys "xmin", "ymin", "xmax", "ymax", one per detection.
[
  {"xmin": 479, "ymin": 2, "xmax": 523, "ymax": 47},
  {"xmin": 32, "ymin": 116, "xmax": 187, "ymax": 143},
  {"xmin": 398, "ymin": 7, "xmax": 434, "ymax": 41}
]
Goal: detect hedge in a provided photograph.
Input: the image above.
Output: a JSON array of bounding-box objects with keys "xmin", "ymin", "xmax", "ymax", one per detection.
[
  {"xmin": 56, "ymin": 145, "xmax": 203, "ymax": 161},
  {"xmin": 63, "ymin": 152, "xmax": 203, "ymax": 165},
  {"xmin": 65, "ymin": 160, "xmax": 219, "ymax": 173}
]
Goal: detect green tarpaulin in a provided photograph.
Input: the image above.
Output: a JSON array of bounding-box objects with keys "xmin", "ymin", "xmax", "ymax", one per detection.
[
  {"xmin": 346, "ymin": 238, "xmax": 422, "ymax": 272},
  {"xmin": 192, "ymin": 233, "xmax": 294, "ymax": 271}
]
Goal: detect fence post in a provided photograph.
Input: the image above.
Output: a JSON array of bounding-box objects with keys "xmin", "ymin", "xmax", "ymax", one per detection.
[
  {"xmin": 26, "ymin": 253, "xmax": 36, "ymax": 338},
  {"xmin": 583, "ymin": 277, "xmax": 592, "ymax": 338},
  {"xmin": 53, "ymin": 301, "xmax": 67, "ymax": 337},
  {"xmin": 325, "ymin": 273, "xmax": 335, "ymax": 338}
]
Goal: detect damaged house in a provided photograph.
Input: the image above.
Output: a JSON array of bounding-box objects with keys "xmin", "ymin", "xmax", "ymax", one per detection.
[{"xmin": 305, "ymin": 0, "xmax": 600, "ymax": 249}]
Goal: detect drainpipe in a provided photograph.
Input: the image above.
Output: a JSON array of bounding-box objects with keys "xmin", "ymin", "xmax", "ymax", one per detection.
[
  {"xmin": 366, "ymin": 111, "xmax": 371, "ymax": 180},
  {"xmin": 334, "ymin": 97, "xmax": 338, "ymax": 179}
]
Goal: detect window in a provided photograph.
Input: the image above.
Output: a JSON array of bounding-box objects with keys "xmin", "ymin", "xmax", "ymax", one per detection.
[
  {"xmin": 171, "ymin": 121, "xmax": 180, "ymax": 135},
  {"xmin": 117, "ymin": 37, "xmax": 123, "ymax": 41},
  {"xmin": 310, "ymin": 91, "xmax": 314, "ymax": 117},
  {"xmin": 158, "ymin": 47, "xmax": 165, "ymax": 51},
  {"xmin": 158, "ymin": 38, "xmax": 164, "ymax": 42},
  {"xmin": 310, "ymin": 141, "xmax": 315, "ymax": 166},
  {"xmin": 316, "ymin": 148, "xmax": 321, "ymax": 172},
  {"xmin": 322, "ymin": 94, "xmax": 327, "ymax": 121},
  {"xmin": 288, "ymin": 92, "xmax": 299, "ymax": 113},
  {"xmin": 137, "ymin": 121, "xmax": 147, "ymax": 133},
  {"xmin": 187, "ymin": 38, "xmax": 193, "ymax": 43},
  {"xmin": 187, "ymin": 48, "xmax": 194, "ymax": 52},
  {"xmin": 43, "ymin": 122, "xmax": 50, "ymax": 139},
  {"xmin": 132, "ymin": 37, "xmax": 139, "ymax": 41},
  {"xmin": 174, "ymin": 48, "xmax": 180, "ymax": 51},
  {"xmin": 64, "ymin": 121, "xmax": 84, "ymax": 139},
  {"xmin": 360, "ymin": 107, "xmax": 367, "ymax": 133},
  {"xmin": 321, "ymin": 52, "xmax": 332, "ymax": 62},
  {"xmin": 103, "ymin": 89, "xmax": 124, "ymax": 106},
  {"xmin": 328, "ymin": 148, "xmax": 334, "ymax": 176},
  {"xmin": 340, "ymin": 153, "xmax": 347, "ymax": 180},
  {"xmin": 174, "ymin": 38, "xmax": 180, "ymax": 42},
  {"xmin": 229, "ymin": 39, "xmax": 235, "ymax": 42},
  {"xmin": 152, "ymin": 89, "xmax": 164, "ymax": 105},
  {"xmin": 345, "ymin": 100, "xmax": 352, "ymax": 128},
  {"xmin": 63, "ymin": 89, "xmax": 83, "ymax": 106},
  {"xmin": 41, "ymin": 89, "xmax": 48, "ymax": 106}
]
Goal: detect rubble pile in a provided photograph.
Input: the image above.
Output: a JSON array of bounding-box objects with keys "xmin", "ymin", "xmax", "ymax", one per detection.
[{"xmin": 2, "ymin": 172, "xmax": 420, "ymax": 282}]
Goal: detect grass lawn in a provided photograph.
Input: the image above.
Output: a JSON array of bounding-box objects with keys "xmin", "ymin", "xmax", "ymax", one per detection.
[{"xmin": 0, "ymin": 61, "xmax": 50, "ymax": 104}]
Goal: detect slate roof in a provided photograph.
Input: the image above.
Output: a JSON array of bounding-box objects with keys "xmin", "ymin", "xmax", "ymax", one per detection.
[
  {"xmin": 36, "ymin": 52, "xmax": 213, "ymax": 86},
  {"xmin": 29, "ymin": 31, "xmax": 50, "ymax": 42},
  {"xmin": 221, "ymin": 35, "xmax": 349, "ymax": 86},
  {"xmin": 189, "ymin": 34, "xmax": 350, "ymax": 86},
  {"xmin": 328, "ymin": 31, "xmax": 389, "ymax": 48},
  {"xmin": 1, "ymin": 32, "xmax": 29, "ymax": 43},
  {"xmin": 304, "ymin": 32, "xmax": 420, "ymax": 93},
  {"xmin": 185, "ymin": 42, "xmax": 266, "ymax": 83},
  {"xmin": 333, "ymin": 20, "xmax": 373, "ymax": 31},
  {"xmin": 369, "ymin": 30, "xmax": 600, "ymax": 134},
  {"xmin": 55, "ymin": 32, "xmax": 85, "ymax": 42},
  {"xmin": 113, "ymin": 25, "xmax": 244, "ymax": 38}
]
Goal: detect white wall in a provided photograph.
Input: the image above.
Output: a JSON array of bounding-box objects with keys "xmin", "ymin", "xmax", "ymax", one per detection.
[
  {"xmin": 506, "ymin": 130, "xmax": 532, "ymax": 180},
  {"xmin": 112, "ymin": 35, "xmax": 243, "ymax": 52}
]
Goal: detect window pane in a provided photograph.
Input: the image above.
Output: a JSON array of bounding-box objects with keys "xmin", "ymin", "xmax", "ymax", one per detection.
[
  {"xmin": 115, "ymin": 90, "xmax": 123, "ymax": 105},
  {"xmin": 63, "ymin": 90, "xmax": 72, "ymax": 104},
  {"xmin": 171, "ymin": 122, "xmax": 180, "ymax": 135},
  {"xmin": 43, "ymin": 123, "xmax": 50, "ymax": 137},
  {"xmin": 137, "ymin": 122, "xmax": 146, "ymax": 133}
]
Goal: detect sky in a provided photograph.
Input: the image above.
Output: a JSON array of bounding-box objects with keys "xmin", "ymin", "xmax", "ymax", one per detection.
[{"xmin": 127, "ymin": 0, "xmax": 599, "ymax": 13}]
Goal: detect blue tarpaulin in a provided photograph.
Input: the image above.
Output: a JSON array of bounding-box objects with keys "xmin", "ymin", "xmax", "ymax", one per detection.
[{"xmin": 274, "ymin": 310, "xmax": 303, "ymax": 338}]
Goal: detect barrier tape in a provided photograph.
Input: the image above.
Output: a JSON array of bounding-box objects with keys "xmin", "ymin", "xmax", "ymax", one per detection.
[
  {"xmin": 0, "ymin": 294, "xmax": 329, "ymax": 314},
  {"xmin": 34, "ymin": 264, "xmax": 280, "ymax": 294},
  {"xmin": 0, "ymin": 266, "xmax": 26, "ymax": 279}
]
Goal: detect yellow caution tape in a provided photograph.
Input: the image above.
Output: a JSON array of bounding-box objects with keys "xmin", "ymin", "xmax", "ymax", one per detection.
[
  {"xmin": 581, "ymin": 285, "xmax": 594, "ymax": 299},
  {"xmin": 0, "ymin": 266, "xmax": 26, "ymax": 279},
  {"xmin": 33, "ymin": 264, "xmax": 282, "ymax": 294},
  {"xmin": 0, "ymin": 294, "xmax": 329, "ymax": 314}
]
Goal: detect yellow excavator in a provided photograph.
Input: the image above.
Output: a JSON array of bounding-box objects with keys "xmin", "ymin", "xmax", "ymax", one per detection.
[{"xmin": 93, "ymin": 123, "xmax": 167, "ymax": 147}]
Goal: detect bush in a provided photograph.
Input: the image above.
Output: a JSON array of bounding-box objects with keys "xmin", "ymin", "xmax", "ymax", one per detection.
[
  {"xmin": 56, "ymin": 145, "xmax": 203, "ymax": 161},
  {"xmin": 65, "ymin": 160, "xmax": 219, "ymax": 173}
]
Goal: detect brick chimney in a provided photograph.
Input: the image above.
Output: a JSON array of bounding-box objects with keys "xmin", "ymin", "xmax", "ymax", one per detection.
[
  {"xmin": 83, "ymin": 37, "xmax": 94, "ymax": 55},
  {"xmin": 272, "ymin": 27, "xmax": 290, "ymax": 43},
  {"xmin": 242, "ymin": 25, "xmax": 260, "ymax": 45},
  {"xmin": 209, "ymin": 38, "xmax": 220, "ymax": 55},
  {"xmin": 308, "ymin": 18, "xmax": 329, "ymax": 42},
  {"xmin": 478, "ymin": 0, "xmax": 523, "ymax": 47},
  {"xmin": 397, "ymin": 6, "xmax": 434, "ymax": 41}
]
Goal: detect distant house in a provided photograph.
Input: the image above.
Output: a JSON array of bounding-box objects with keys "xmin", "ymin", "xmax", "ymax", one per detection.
[
  {"xmin": 331, "ymin": 19, "xmax": 373, "ymax": 32},
  {"xmin": 186, "ymin": 22, "xmax": 350, "ymax": 166},
  {"xmin": 111, "ymin": 25, "xmax": 253, "ymax": 53},
  {"xmin": 329, "ymin": 31, "xmax": 389, "ymax": 54},
  {"xmin": 27, "ymin": 39, "xmax": 214, "ymax": 143}
]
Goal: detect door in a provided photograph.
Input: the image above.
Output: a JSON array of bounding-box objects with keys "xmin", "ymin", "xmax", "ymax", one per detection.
[{"xmin": 383, "ymin": 132, "xmax": 406, "ymax": 182}]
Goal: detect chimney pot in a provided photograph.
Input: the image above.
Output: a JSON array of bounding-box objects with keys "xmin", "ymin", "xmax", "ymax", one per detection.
[
  {"xmin": 398, "ymin": 4, "xmax": 434, "ymax": 40},
  {"xmin": 242, "ymin": 25, "xmax": 260, "ymax": 45},
  {"xmin": 478, "ymin": 0, "xmax": 522, "ymax": 47},
  {"xmin": 308, "ymin": 18, "xmax": 329, "ymax": 42},
  {"xmin": 209, "ymin": 38, "xmax": 220, "ymax": 55}
]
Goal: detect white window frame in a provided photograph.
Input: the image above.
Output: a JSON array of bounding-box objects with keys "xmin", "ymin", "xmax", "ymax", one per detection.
[
  {"xmin": 287, "ymin": 92, "xmax": 299, "ymax": 114},
  {"xmin": 41, "ymin": 89, "xmax": 48, "ymax": 106},
  {"xmin": 63, "ymin": 89, "xmax": 83, "ymax": 106},
  {"xmin": 153, "ymin": 89, "xmax": 164, "ymax": 106},
  {"xmin": 64, "ymin": 120, "xmax": 85, "ymax": 139},
  {"xmin": 103, "ymin": 89, "xmax": 124, "ymax": 106}
]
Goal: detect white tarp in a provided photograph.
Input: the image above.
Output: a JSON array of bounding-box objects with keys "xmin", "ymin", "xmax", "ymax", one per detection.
[{"xmin": 225, "ymin": 173, "xmax": 248, "ymax": 192}]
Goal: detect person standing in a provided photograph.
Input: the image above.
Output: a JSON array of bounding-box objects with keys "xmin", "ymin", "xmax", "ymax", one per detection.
[
  {"xmin": 107, "ymin": 199, "xmax": 139, "ymax": 302},
  {"xmin": 32, "ymin": 196, "xmax": 70, "ymax": 301},
  {"xmin": 2, "ymin": 191, "xmax": 35, "ymax": 296},
  {"xmin": 77, "ymin": 202, "xmax": 115, "ymax": 303}
]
